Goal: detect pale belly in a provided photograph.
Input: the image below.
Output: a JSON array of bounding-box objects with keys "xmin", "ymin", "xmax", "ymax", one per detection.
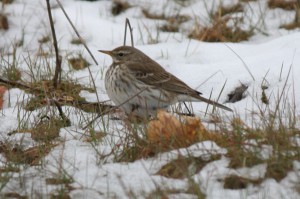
[{"xmin": 105, "ymin": 65, "xmax": 175, "ymax": 117}]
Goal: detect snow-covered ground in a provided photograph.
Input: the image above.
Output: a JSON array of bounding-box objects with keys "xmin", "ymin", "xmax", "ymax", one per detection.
[{"xmin": 1, "ymin": 0, "xmax": 300, "ymax": 198}]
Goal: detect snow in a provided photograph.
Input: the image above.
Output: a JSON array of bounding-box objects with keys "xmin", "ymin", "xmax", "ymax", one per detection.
[{"xmin": 1, "ymin": 0, "xmax": 300, "ymax": 198}]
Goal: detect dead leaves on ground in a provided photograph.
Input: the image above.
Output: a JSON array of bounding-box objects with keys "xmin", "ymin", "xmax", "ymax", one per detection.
[
  {"xmin": 0, "ymin": 142, "xmax": 57, "ymax": 165},
  {"xmin": 132, "ymin": 110, "xmax": 224, "ymax": 159},
  {"xmin": 0, "ymin": 85, "xmax": 8, "ymax": 109},
  {"xmin": 156, "ymin": 154, "xmax": 221, "ymax": 179},
  {"xmin": 147, "ymin": 110, "xmax": 206, "ymax": 150},
  {"xmin": 116, "ymin": 110, "xmax": 213, "ymax": 161}
]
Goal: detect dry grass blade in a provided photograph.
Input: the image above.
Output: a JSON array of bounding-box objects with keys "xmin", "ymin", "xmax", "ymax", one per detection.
[
  {"xmin": 224, "ymin": 43, "xmax": 255, "ymax": 81},
  {"xmin": 271, "ymin": 64, "xmax": 293, "ymax": 126},
  {"xmin": 212, "ymin": 79, "xmax": 227, "ymax": 113},
  {"xmin": 195, "ymin": 70, "xmax": 222, "ymax": 90},
  {"xmin": 205, "ymin": 88, "xmax": 213, "ymax": 117}
]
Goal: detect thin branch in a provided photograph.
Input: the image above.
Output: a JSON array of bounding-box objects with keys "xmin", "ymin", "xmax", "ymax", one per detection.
[
  {"xmin": 51, "ymin": 99, "xmax": 71, "ymax": 126},
  {"xmin": 46, "ymin": 0, "xmax": 62, "ymax": 88},
  {"xmin": 0, "ymin": 77, "xmax": 42, "ymax": 92},
  {"xmin": 56, "ymin": 0, "xmax": 98, "ymax": 65},
  {"xmin": 55, "ymin": 0, "xmax": 106, "ymax": 129}
]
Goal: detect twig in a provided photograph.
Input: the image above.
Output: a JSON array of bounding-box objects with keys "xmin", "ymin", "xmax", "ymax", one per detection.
[
  {"xmin": 0, "ymin": 77, "xmax": 42, "ymax": 92},
  {"xmin": 51, "ymin": 99, "xmax": 71, "ymax": 126},
  {"xmin": 182, "ymin": 102, "xmax": 193, "ymax": 116},
  {"xmin": 56, "ymin": 0, "xmax": 98, "ymax": 65},
  {"xmin": 55, "ymin": 0, "xmax": 106, "ymax": 129},
  {"xmin": 123, "ymin": 18, "xmax": 134, "ymax": 47},
  {"xmin": 46, "ymin": 0, "xmax": 62, "ymax": 89},
  {"xmin": 224, "ymin": 43, "xmax": 255, "ymax": 81}
]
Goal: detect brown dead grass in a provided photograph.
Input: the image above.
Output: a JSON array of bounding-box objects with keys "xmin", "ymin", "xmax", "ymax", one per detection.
[
  {"xmin": 3, "ymin": 66, "xmax": 21, "ymax": 81},
  {"xmin": 3, "ymin": 192, "xmax": 27, "ymax": 199},
  {"xmin": 38, "ymin": 35, "xmax": 50, "ymax": 44},
  {"xmin": 142, "ymin": 9, "xmax": 190, "ymax": 23},
  {"xmin": 156, "ymin": 154, "xmax": 221, "ymax": 179},
  {"xmin": 223, "ymin": 175, "xmax": 263, "ymax": 189},
  {"xmin": 30, "ymin": 116, "xmax": 67, "ymax": 142},
  {"xmin": 268, "ymin": 0, "xmax": 298, "ymax": 10},
  {"xmin": 215, "ymin": 3, "xmax": 243, "ymax": 17},
  {"xmin": 68, "ymin": 56, "xmax": 90, "ymax": 70},
  {"xmin": 50, "ymin": 192, "xmax": 71, "ymax": 199},
  {"xmin": 24, "ymin": 80, "xmax": 94, "ymax": 111},
  {"xmin": 0, "ymin": 13, "xmax": 9, "ymax": 30},
  {"xmin": 142, "ymin": 9, "xmax": 190, "ymax": 33},
  {"xmin": 70, "ymin": 38, "xmax": 84, "ymax": 45},
  {"xmin": 0, "ymin": 85, "xmax": 7, "ymax": 109},
  {"xmin": 46, "ymin": 177, "xmax": 73, "ymax": 185},
  {"xmin": 111, "ymin": 0, "xmax": 130, "ymax": 16},
  {"xmin": 280, "ymin": 22, "xmax": 300, "ymax": 29},
  {"xmin": 0, "ymin": 142, "xmax": 57, "ymax": 165},
  {"xmin": 189, "ymin": 16, "xmax": 253, "ymax": 42}
]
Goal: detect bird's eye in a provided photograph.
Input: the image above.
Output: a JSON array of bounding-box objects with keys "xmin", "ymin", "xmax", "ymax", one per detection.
[{"xmin": 118, "ymin": 52, "xmax": 124, "ymax": 57}]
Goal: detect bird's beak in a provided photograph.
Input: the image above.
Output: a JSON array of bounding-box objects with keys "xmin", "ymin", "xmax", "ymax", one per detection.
[{"xmin": 98, "ymin": 50, "xmax": 113, "ymax": 56}]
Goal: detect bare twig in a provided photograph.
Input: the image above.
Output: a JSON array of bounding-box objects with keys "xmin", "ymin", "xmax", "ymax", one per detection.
[
  {"xmin": 46, "ymin": 0, "xmax": 62, "ymax": 89},
  {"xmin": 51, "ymin": 99, "xmax": 71, "ymax": 126},
  {"xmin": 0, "ymin": 77, "xmax": 42, "ymax": 92},
  {"xmin": 55, "ymin": 0, "xmax": 106, "ymax": 130},
  {"xmin": 55, "ymin": 0, "xmax": 98, "ymax": 65},
  {"xmin": 182, "ymin": 102, "xmax": 193, "ymax": 116},
  {"xmin": 124, "ymin": 18, "xmax": 134, "ymax": 47}
]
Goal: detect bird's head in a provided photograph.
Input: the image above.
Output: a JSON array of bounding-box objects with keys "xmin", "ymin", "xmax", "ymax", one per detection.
[{"xmin": 99, "ymin": 46, "xmax": 148, "ymax": 63}]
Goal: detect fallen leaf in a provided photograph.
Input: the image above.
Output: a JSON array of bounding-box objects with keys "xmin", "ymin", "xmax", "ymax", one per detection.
[
  {"xmin": 0, "ymin": 86, "xmax": 8, "ymax": 109},
  {"xmin": 147, "ymin": 110, "xmax": 206, "ymax": 149}
]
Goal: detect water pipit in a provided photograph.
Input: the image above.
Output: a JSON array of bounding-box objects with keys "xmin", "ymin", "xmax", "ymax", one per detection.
[{"xmin": 99, "ymin": 46, "xmax": 232, "ymax": 117}]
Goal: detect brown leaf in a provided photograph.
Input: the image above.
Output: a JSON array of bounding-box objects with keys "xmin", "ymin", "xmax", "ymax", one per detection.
[
  {"xmin": 0, "ymin": 86, "xmax": 8, "ymax": 109},
  {"xmin": 147, "ymin": 110, "xmax": 206, "ymax": 149}
]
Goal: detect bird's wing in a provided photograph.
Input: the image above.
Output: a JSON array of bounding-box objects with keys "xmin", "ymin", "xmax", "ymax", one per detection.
[
  {"xmin": 126, "ymin": 61, "xmax": 202, "ymax": 96},
  {"xmin": 126, "ymin": 61, "xmax": 233, "ymax": 112}
]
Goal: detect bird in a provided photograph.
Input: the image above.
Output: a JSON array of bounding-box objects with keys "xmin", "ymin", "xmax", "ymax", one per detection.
[{"xmin": 99, "ymin": 46, "xmax": 232, "ymax": 118}]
